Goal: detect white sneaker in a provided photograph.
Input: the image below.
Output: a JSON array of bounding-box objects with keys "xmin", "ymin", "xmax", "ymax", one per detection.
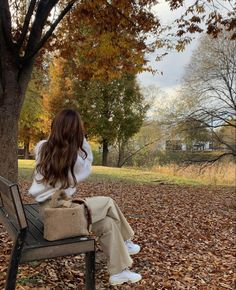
[
  {"xmin": 109, "ymin": 269, "xmax": 142, "ymax": 285},
  {"xmin": 125, "ymin": 240, "xmax": 141, "ymax": 255}
]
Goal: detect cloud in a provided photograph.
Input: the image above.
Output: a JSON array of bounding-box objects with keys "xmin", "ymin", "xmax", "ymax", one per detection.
[
  {"xmin": 152, "ymin": 0, "xmax": 189, "ymax": 24},
  {"xmin": 138, "ymin": 0, "xmax": 200, "ymax": 93},
  {"xmin": 138, "ymin": 37, "xmax": 199, "ymax": 89}
]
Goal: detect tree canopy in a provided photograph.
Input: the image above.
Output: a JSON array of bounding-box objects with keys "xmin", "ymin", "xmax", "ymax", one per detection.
[{"xmin": 44, "ymin": 56, "xmax": 148, "ymax": 166}]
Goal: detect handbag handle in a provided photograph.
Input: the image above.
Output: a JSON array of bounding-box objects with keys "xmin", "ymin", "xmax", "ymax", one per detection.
[{"xmin": 73, "ymin": 199, "xmax": 92, "ymax": 232}]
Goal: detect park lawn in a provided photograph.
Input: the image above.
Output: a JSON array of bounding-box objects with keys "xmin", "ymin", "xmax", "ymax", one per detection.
[
  {"xmin": 1, "ymin": 161, "xmax": 233, "ymax": 289},
  {"xmin": 18, "ymin": 159, "xmax": 202, "ymax": 186},
  {"xmin": 1, "ymin": 175, "xmax": 235, "ymax": 289},
  {"xmin": 18, "ymin": 160, "xmax": 35, "ymax": 180}
]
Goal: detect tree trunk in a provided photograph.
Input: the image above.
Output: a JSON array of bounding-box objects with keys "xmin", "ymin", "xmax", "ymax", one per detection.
[
  {"xmin": 0, "ymin": 57, "xmax": 33, "ymax": 181},
  {"xmin": 0, "ymin": 91, "xmax": 21, "ymax": 182},
  {"xmin": 117, "ymin": 142, "xmax": 125, "ymax": 168},
  {"xmin": 0, "ymin": 0, "xmax": 74, "ymax": 181},
  {"xmin": 24, "ymin": 142, "xmax": 30, "ymax": 159},
  {"xmin": 23, "ymin": 128, "xmax": 31, "ymax": 159},
  {"xmin": 102, "ymin": 139, "xmax": 109, "ymax": 166}
]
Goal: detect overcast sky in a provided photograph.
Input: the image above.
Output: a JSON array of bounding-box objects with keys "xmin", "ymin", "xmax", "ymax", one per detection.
[{"xmin": 137, "ymin": 0, "xmax": 200, "ymax": 96}]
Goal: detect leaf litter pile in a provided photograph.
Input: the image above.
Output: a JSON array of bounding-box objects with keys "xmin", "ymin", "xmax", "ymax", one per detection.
[{"xmin": 0, "ymin": 180, "xmax": 235, "ymax": 290}]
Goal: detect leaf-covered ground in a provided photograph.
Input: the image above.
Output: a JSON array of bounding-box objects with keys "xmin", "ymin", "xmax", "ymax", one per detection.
[{"xmin": 0, "ymin": 180, "xmax": 235, "ymax": 289}]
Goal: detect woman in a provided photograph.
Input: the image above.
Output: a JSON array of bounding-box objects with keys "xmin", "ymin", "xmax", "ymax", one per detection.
[{"xmin": 29, "ymin": 109, "xmax": 142, "ymax": 286}]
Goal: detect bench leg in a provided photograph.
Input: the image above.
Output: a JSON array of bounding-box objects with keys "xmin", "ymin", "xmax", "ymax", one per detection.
[
  {"xmin": 85, "ymin": 251, "xmax": 95, "ymax": 290},
  {"xmin": 5, "ymin": 232, "xmax": 26, "ymax": 290}
]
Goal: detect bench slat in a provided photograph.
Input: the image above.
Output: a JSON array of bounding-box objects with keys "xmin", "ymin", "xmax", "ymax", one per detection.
[
  {"xmin": 0, "ymin": 177, "xmax": 27, "ymax": 231},
  {"xmin": 0, "ymin": 192, "xmax": 17, "ymax": 222},
  {"xmin": 11, "ymin": 185, "xmax": 28, "ymax": 229},
  {"xmin": 21, "ymin": 239, "xmax": 95, "ymax": 263},
  {"xmin": 0, "ymin": 177, "xmax": 15, "ymax": 218},
  {"xmin": 25, "ymin": 217, "xmax": 45, "ymax": 244},
  {"xmin": 24, "ymin": 206, "xmax": 50, "ymax": 246},
  {"xmin": 0, "ymin": 207, "xmax": 18, "ymax": 239},
  {"xmin": 24, "ymin": 230, "xmax": 39, "ymax": 246},
  {"xmin": 24, "ymin": 206, "xmax": 43, "ymax": 234},
  {"xmin": 24, "ymin": 204, "xmax": 43, "ymax": 229}
]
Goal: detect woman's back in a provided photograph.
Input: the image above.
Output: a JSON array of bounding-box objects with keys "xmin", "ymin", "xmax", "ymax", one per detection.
[{"xmin": 28, "ymin": 109, "xmax": 93, "ymax": 203}]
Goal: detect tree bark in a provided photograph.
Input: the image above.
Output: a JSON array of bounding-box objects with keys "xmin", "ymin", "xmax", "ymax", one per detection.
[
  {"xmin": 102, "ymin": 139, "xmax": 109, "ymax": 166},
  {"xmin": 0, "ymin": 90, "xmax": 20, "ymax": 182},
  {"xmin": 23, "ymin": 127, "xmax": 31, "ymax": 160},
  {"xmin": 0, "ymin": 54, "xmax": 33, "ymax": 181},
  {"xmin": 117, "ymin": 141, "xmax": 125, "ymax": 168},
  {"xmin": 24, "ymin": 142, "xmax": 30, "ymax": 160}
]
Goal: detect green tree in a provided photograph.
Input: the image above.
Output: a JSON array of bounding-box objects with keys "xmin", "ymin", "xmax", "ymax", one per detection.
[
  {"xmin": 44, "ymin": 57, "xmax": 148, "ymax": 166},
  {"xmin": 76, "ymin": 76, "xmax": 149, "ymax": 166},
  {"xmin": 19, "ymin": 61, "xmax": 50, "ymax": 158},
  {"xmin": 112, "ymin": 76, "xmax": 149, "ymax": 167},
  {"xmin": 19, "ymin": 78, "xmax": 44, "ymax": 158}
]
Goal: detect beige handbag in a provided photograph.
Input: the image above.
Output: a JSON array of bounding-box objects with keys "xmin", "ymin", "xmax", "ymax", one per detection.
[{"xmin": 43, "ymin": 190, "xmax": 92, "ymax": 241}]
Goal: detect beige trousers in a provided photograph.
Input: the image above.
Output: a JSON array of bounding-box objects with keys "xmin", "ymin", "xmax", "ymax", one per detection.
[
  {"xmin": 85, "ymin": 196, "xmax": 134, "ymax": 275},
  {"xmin": 39, "ymin": 196, "xmax": 134, "ymax": 275}
]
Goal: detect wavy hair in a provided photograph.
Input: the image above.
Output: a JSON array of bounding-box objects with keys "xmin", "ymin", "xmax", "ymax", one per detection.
[{"xmin": 36, "ymin": 109, "xmax": 87, "ymax": 188}]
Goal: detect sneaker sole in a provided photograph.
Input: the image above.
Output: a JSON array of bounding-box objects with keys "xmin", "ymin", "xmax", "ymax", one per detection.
[
  {"xmin": 128, "ymin": 248, "xmax": 141, "ymax": 255},
  {"xmin": 110, "ymin": 275, "xmax": 142, "ymax": 286}
]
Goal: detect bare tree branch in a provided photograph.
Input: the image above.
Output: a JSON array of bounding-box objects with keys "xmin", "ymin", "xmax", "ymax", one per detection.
[
  {"xmin": 23, "ymin": 0, "xmax": 77, "ymax": 62},
  {"xmin": 119, "ymin": 138, "xmax": 159, "ymax": 167},
  {"xmin": 0, "ymin": 0, "xmax": 15, "ymax": 52},
  {"xmin": 184, "ymin": 152, "xmax": 235, "ymax": 165},
  {"xmin": 24, "ymin": 0, "xmax": 59, "ymax": 57},
  {"xmin": 192, "ymin": 108, "xmax": 234, "ymax": 126},
  {"xmin": 17, "ymin": 0, "xmax": 37, "ymax": 50}
]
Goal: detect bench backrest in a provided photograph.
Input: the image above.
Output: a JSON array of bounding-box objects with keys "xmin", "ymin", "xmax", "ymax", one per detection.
[{"xmin": 0, "ymin": 176, "xmax": 28, "ymax": 233}]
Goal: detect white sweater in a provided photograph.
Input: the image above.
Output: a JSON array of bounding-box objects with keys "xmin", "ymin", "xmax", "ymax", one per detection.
[{"xmin": 28, "ymin": 138, "xmax": 93, "ymax": 203}]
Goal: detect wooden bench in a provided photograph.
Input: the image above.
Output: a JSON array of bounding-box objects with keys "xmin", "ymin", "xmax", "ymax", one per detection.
[{"xmin": 0, "ymin": 176, "xmax": 96, "ymax": 290}]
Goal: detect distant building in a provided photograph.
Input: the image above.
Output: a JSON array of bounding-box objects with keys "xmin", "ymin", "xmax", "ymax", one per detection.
[{"xmin": 164, "ymin": 140, "xmax": 214, "ymax": 151}]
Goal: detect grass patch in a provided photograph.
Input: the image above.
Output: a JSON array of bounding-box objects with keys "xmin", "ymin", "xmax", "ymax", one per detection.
[
  {"xmin": 18, "ymin": 160, "xmax": 201, "ymax": 186},
  {"xmin": 88, "ymin": 166, "xmax": 201, "ymax": 185},
  {"xmin": 18, "ymin": 159, "xmax": 35, "ymax": 181},
  {"xmin": 19, "ymin": 159, "xmax": 235, "ymax": 186},
  {"xmin": 153, "ymin": 162, "xmax": 236, "ymax": 187}
]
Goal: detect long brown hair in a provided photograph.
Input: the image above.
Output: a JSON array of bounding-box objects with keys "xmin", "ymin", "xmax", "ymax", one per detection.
[{"xmin": 36, "ymin": 109, "xmax": 87, "ymax": 188}]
